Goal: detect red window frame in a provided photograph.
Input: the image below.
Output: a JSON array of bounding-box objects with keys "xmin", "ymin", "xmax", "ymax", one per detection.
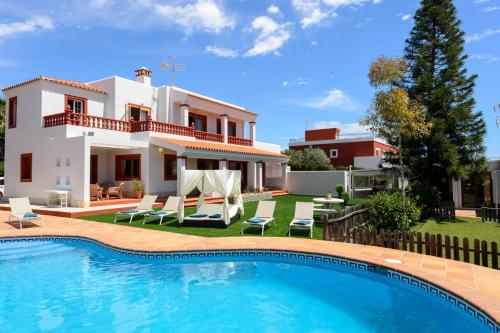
[
  {"xmin": 8, "ymin": 96, "xmax": 17, "ymax": 129},
  {"xmin": 65, "ymin": 95, "xmax": 88, "ymax": 114},
  {"xmin": 115, "ymin": 154, "xmax": 141, "ymax": 181},
  {"xmin": 164, "ymin": 154, "xmax": 177, "ymax": 180},
  {"xmin": 20, "ymin": 153, "xmax": 32, "ymax": 182},
  {"xmin": 188, "ymin": 113, "xmax": 207, "ymax": 131}
]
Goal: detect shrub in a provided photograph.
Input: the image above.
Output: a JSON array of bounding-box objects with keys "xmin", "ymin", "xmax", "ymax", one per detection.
[
  {"xmin": 335, "ymin": 184, "xmax": 345, "ymax": 197},
  {"xmin": 341, "ymin": 192, "xmax": 350, "ymax": 206},
  {"xmin": 406, "ymin": 182, "xmax": 441, "ymax": 218},
  {"xmin": 366, "ymin": 192, "xmax": 421, "ymax": 231}
]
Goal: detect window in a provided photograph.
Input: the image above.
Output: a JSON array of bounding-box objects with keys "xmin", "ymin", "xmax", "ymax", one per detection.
[
  {"xmin": 375, "ymin": 148, "xmax": 381, "ymax": 157},
  {"xmin": 217, "ymin": 119, "xmax": 237, "ymax": 136},
  {"xmin": 8, "ymin": 97, "xmax": 17, "ymax": 129},
  {"xmin": 128, "ymin": 103, "xmax": 150, "ymax": 121},
  {"xmin": 65, "ymin": 95, "xmax": 87, "ymax": 114},
  {"xmin": 197, "ymin": 159, "xmax": 218, "ymax": 170},
  {"xmin": 188, "ymin": 113, "xmax": 207, "ymax": 131},
  {"xmin": 115, "ymin": 154, "xmax": 141, "ymax": 180},
  {"xmin": 20, "ymin": 153, "xmax": 32, "ymax": 182},
  {"xmin": 164, "ymin": 155, "xmax": 177, "ymax": 180},
  {"xmin": 330, "ymin": 149, "xmax": 338, "ymax": 158}
]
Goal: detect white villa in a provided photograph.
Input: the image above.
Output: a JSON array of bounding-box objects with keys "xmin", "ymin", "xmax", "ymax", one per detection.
[{"xmin": 2, "ymin": 67, "xmax": 289, "ymax": 207}]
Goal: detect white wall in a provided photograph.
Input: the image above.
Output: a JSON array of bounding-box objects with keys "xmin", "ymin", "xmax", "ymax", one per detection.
[
  {"xmin": 354, "ymin": 156, "xmax": 382, "ymax": 170},
  {"xmin": 254, "ymin": 141, "xmax": 282, "ymax": 154},
  {"xmin": 287, "ymin": 171, "xmax": 349, "ymax": 196}
]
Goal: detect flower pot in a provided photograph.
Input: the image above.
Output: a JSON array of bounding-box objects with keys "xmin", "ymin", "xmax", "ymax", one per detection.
[{"xmin": 135, "ymin": 191, "xmax": 143, "ymax": 199}]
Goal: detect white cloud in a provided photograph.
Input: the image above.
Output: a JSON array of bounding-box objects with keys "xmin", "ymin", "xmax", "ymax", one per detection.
[
  {"xmin": 282, "ymin": 80, "xmax": 289, "ymax": 87},
  {"xmin": 322, "ymin": 0, "xmax": 380, "ymax": 7},
  {"xmin": 482, "ymin": 6, "xmax": 500, "ymax": 12},
  {"xmin": 470, "ymin": 53, "xmax": 500, "ymax": 63},
  {"xmin": 267, "ymin": 5, "xmax": 281, "ymax": 15},
  {"xmin": 204, "ymin": 45, "xmax": 238, "ymax": 58},
  {"xmin": 401, "ymin": 14, "xmax": 411, "ymax": 21},
  {"xmin": 155, "ymin": 0, "xmax": 235, "ymax": 34},
  {"xmin": 465, "ymin": 28, "xmax": 500, "ymax": 43},
  {"xmin": 310, "ymin": 40, "xmax": 318, "ymax": 45},
  {"xmin": 300, "ymin": 89, "xmax": 357, "ymax": 110},
  {"xmin": 89, "ymin": 0, "xmax": 114, "ymax": 8},
  {"xmin": 473, "ymin": 0, "xmax": 490, "ymax": 4},
  {"xmin": 314, "ymin": 121, "xmax": 369, "ymax": 133},
  {"xmin": 244, "ymin": 16, "xmax": 291, "ymax": 57},
  {"xmin": 0, "ymin": 15, "xmax": 55, "ymax": 40}
]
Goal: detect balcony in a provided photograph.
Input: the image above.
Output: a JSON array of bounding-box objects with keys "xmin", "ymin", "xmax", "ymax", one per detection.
[{"xmin": 43, "ymin": 112, "xmax": 253, "ymax": 146}]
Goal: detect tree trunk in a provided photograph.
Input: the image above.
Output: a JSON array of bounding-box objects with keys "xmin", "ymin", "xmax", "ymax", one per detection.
[{"xmin": 399, "ymin": 131, "xmax": 405, "ymax": 196}]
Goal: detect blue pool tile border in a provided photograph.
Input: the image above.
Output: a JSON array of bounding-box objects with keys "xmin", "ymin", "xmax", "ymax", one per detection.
[{"xmin": 1, "ymin": 235, "xmax": 499, "ymax": 332}]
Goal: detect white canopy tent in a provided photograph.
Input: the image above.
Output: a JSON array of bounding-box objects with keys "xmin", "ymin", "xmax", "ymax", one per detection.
[{"xmin": 178, "ymin": 169, "xmax": 244, "ymax": 225}]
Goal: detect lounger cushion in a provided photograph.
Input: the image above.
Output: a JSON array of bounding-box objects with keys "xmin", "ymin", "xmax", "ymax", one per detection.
[
  {"xmin": 248, "ymin": 217, "xmax": 266, "ymax": 223},
  {"xmin": 190, "ymin": 214, "xmax": 208, "ymax": 218},
  {"xmin": 293, "ymin": 220, "xmax": 312, "ymax": 225},
  {"xmin": 23, "ymin": 213, "xmax": 38, "ymax": 218},
  {"xmin": 120, "ymin": 210, "xmax": 140, "ymax": 214},
  {"xmin": 209, "ymin": 213, "xmax": 222, "ymax": 219},
  {"xmin": 152, "ymin": 211, "xmax": 169, "ymax": 215}
]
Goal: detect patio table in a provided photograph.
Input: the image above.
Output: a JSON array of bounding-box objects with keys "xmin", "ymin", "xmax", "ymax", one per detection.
[
  {"xmin": 313, "ymin": 197, "xmax": 344, "ymax": 217},
  {"xmin": 46, "ymin": 190, "xmax": 70, "ymax": 208}
]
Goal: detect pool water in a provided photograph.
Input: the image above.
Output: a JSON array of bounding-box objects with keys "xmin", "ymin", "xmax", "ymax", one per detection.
[{"xmin": 0, "ymin": 239, "xmax": 491, "ymax": 333}]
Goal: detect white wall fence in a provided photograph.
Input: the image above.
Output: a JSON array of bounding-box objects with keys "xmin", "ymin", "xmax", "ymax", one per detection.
[{"xmin": 287, "ymin": 171, "xmax": 349, "ymax": 196}]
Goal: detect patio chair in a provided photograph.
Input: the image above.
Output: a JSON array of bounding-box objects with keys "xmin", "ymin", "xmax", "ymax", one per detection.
[
  {"xmin": 90, "ymin": 184, "xmax": 103, "ymax": 201},
  {"xmin": 241, "ymin": 201, "xmax": 276, "ymax": 236},
  {"xmin": 113, "ymin": 195, "xmax": 158, "ymax": 223},
  {"xmin": 8, "ymin": 198, "xmax": 45, "ymax": 230},
  {"xmin": 106, "ymin": 182, "xmax": 124, "ymax": 199},
  {"xmin": 288, "ymin": 202, "xmax": 315, "ymax": 238},
  {"xmin": 143, "ymin": 196, "xmax": 181, "ymax": 225}
]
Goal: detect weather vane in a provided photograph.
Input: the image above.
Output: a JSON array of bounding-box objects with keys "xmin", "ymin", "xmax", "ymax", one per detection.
[{"xmin": 161, "ymin": 56, "xmax": 185, "ymax": 86}]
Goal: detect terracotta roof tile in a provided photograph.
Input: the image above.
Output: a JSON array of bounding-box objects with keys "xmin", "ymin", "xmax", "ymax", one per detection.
[
  {"xmin": 2, "ymin": 76, "xmax": 107, "ymax": 94},
  {"xmin": 153, "ymin": 137, "xmax": 288, "ymax": 158}
]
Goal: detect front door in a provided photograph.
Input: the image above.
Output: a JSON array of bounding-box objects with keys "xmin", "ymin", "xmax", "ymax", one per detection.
[
  {"xmin": 90, "ymin": 155, "xmax": 98, "ymax": 184},
  {"xmin": 228, "ymin": 161, "xmax": 248, "ymax": 191}
]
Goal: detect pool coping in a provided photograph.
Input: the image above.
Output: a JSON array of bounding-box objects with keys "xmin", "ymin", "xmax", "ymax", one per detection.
[{"xmin": 1, "ymin": 215, "xmax": 499, "ymax": 328}]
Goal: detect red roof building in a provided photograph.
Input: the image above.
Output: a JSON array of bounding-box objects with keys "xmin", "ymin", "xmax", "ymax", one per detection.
[{"xmin": 288, "ymin": 128, "xmax": 397, "ymax": 169}]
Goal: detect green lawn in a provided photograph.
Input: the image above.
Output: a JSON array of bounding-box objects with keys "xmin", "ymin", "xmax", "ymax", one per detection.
[
  {"xmin": 411, "ymin": 217, "xmax": 500, "ymax": 244},
  {"xmin": 78, "ymin": 195, "xmax": 368, "ymax": 240}
]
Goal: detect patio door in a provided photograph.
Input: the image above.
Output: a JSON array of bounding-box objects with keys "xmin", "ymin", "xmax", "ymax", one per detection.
[
  {"xmin": 228, "ymin": 161, "xmax": 247, "ymax": 191},
  {"xmin": 90, "ymin": 155, "xmax": 98, "ymax": 184}
]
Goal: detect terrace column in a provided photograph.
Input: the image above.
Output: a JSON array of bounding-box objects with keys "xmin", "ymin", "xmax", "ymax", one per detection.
[
  {"xmin": 219, "ymin": 159, "xmax": 227, "ymax": 170},
  {"xmin": 248, "ymin": 161, "xmax": 257, "ymax": 191},
  {"xmin": 281, "ymin": 163, "xmax": 288, "ymax": 191},
  {"xmin": 176, "ymin": 156, "xmax": 186, "ymax": 196},
  {"xmin": 180, "ymin": 104, "xmax": 190, "ymax": 127},
  {"xmin": 221, "ymin": 114, "xmax": 229, "ymax": 144},
  {"xmin": 256, "ymin": 162, "xmax": 263, "ymax": 192},
  {"xmin": 249, "ymin": 121, "xmax": 256, "ymax": 146}
]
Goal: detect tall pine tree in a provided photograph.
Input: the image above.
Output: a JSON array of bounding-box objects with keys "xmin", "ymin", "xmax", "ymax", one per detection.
[{"xmin": 404, "ymin": 0, "xmax": 487, "ymax": 197}]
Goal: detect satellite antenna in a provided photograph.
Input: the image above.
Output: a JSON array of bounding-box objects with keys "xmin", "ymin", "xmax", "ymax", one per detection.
[{"xmin": 160, "ymin": 56, "xmax": 185, "ymax": 86}]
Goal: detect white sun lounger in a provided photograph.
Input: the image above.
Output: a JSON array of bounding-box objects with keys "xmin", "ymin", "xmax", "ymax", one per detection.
[
  {"xmin": 241, "ymin": 201, "xmax": 276, "ymax": 236},
  {"xmin": 143, "ymin": 196, "xmax": 181, "ymax": 225},
  {"xmin": 114, "ymin": 195, "xmax": 158, "ymax": 223},
  {"xmin": 9, "ymin": 198, "xmax": 45, "ymax": 230},
  {"xmin": 288, "ymin": 202, "xmax": 315, "ymax": 238}
]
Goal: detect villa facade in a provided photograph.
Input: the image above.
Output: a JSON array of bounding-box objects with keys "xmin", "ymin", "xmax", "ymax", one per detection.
[{"xmin": 2, "ymin": 68, "xmax": 289, "ymax": 207}]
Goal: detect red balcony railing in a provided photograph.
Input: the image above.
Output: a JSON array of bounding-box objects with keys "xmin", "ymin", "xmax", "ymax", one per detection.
[
  {"xmin": 43, "ymin": 112, "xmax": 250, "ymax": 145},
  {"xmin": 228, "ymin": 136, "xmax": 253, "ymax": 146}
]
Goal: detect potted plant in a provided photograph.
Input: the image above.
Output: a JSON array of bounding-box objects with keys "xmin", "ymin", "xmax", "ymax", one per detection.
[{"xmin": 132, "ymin": 179, "xmax": 144, "ymax": 199}]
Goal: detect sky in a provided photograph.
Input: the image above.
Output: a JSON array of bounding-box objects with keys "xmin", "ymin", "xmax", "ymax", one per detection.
[{"xmin": 0, "ymin": 0, "xmax": 499, "ymax": 157}]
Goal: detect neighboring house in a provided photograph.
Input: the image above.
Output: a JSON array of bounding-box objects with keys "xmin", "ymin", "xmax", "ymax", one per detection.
[
  {"xmin": 452, "ymin": 159, "xmax": 500, "ymax": 209},
  {"xmin": 2, "ymin": 68, "xmax": 289, "ymax": 207},
  {"xmin": 288, "ymin": 128, "xmax": 397, "ymax": 169}
]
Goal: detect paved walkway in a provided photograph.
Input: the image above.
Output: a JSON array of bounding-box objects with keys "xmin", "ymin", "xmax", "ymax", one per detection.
[{"xmin": 0, "ymin": 211, "xmax": 499, "ymax": 324}]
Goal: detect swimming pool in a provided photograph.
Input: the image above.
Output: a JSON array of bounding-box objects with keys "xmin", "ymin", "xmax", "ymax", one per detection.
[{"xmin": 0, "ymin": 237, "xmax": 497, "ymax": 332}]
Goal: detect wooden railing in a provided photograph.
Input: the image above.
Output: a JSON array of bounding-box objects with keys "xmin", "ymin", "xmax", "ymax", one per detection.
[
  {"xmin": 322, "ymin": 205, "xmax": 368, "ymax": 241},
  {"xmin": 43, "ymin": 113, "xmax": 251, "ymax": 145},
  {"xmin": 228, "ymin": 136, "xmax": 253, "ymax": 146},
  {"xmin": 44, "ymin": 112, "xmax": 131, "ymax": 132},
  {"xmin": 481, "ymin": 207, "xmax": 499, "ymax": 222},
  {"xmin": 429, "ymin": 201, "xmax": 456, "ymax": 220}
]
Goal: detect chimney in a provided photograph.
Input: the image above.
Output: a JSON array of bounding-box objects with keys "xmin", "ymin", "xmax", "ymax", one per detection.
[
  {"xmin": 305, "ymin": 128, "xmax": 340, "ymax": 141},
  {"xmin": 135, "ymin": 67, "xmax": 152, "ymax": 86}
]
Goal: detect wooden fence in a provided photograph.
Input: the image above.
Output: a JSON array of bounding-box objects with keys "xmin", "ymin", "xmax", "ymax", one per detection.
[
  {"xmin": 481, "ymin": 207, "xmax": 500, "ymax": 222},
  {"xmin": 322, "ymin": 207, "xmax": 499, "ymax": 269},
  {"xmin": 429, "ymin": 201, "xmax": 455, "ymax": 220}
]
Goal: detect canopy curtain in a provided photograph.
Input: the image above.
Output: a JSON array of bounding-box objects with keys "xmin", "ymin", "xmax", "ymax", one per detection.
[
  {"xmin": 213, "ymin": 170, "xmax": 235, "ymax": 225},
  {"xmin": 178, "ymin": 170, "xmax": 204, "ymax": 223},
  {"xmin": 231, "ymin": 171, "xmax": 244, "ymax": 215}
]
